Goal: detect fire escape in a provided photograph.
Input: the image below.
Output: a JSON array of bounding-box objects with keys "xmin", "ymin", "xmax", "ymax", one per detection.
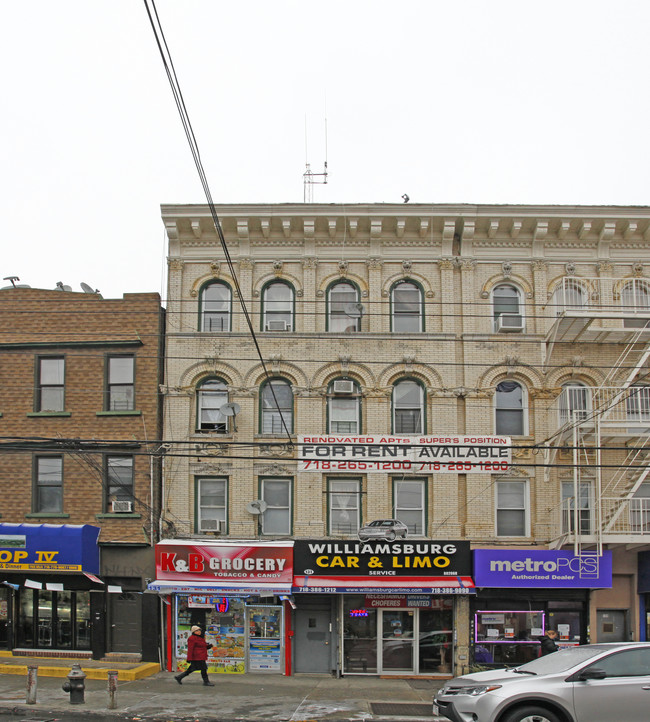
[{"xmin": 543, "ymin": 276, "xmax": 650, "ymax": 575}]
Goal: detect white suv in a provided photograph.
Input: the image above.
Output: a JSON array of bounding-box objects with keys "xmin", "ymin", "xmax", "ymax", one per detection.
[{"xmin": 434, "ymin": 642, "xmax": 650, "ymax": 722}]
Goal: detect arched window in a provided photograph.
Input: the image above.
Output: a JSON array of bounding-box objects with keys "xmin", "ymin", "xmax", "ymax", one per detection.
[
  {"xmin": 262, "ymin": 281, "xmax": 294, "ymax": 331},
  {"xmin": 552, "ymin": 279, "xmax": 587, "ymax": 315},
  {"xmin": 200, "ymin": 282, "xmax": 231, "ymax": 332},
  {"xmin": 328, "ymin": 379, "xmax": 361, "ymax": 433},
  {"xmin": 621, "ymin": 280, "xmax": 650, "ymax": 328},
  {"xmin": 260, "ymin": 378, "xmax": 294, "ymax": 434},
  {"xmin": 328, "ymin": 281, "xmax": 361, "ymax": 333},
  {"xmin": 391, "ymin": 280, "xmax": 423, "ymax": 332},
  {"xmin": 393, "ymin": 379, "xmax": 424, "ymax": 433},
  {"xmin": 493, "ymin": 284, "xmax": 523, "ymax": 332},
  {"xmin": 559, "ymin": 382, "xmax": 590, "ymax": 425},
  {"xmin": 495, "ymin": 381, "xmax": 526, "ymax": 436},
  {"xmin": 196, "ymin": 378, "xmax": 229, "ymax": 432}
]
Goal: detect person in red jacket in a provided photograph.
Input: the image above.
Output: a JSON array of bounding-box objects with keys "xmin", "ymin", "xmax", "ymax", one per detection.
[{"xmin": 175, "ymin": 626, "xmax": 215, "ymax": 686}]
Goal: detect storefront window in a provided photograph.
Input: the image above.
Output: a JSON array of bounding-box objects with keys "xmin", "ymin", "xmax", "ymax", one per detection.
[
  {"xmin": 382, "ymin": 610, "xmax": 414, "ymax": 672},
  {"xmin": 419, "ymin": 602, "xmax": 453, "ymax": 673},
  {"xmin": 343, "ymin": 595, "xmax": 378, "ymax": 673}
]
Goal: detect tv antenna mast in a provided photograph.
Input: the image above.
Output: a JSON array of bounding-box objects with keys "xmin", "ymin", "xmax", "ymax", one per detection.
[{"xmin": 303, "ymin": 115, "xmax": 328, "ymax": 203}]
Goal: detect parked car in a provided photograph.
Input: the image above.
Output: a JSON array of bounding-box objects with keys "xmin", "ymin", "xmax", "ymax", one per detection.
[
  {"xmin": 358, "ymin": 519, "xmax": 408, "ymax": 541},
  {"xmin": 434, "ymin": 642, "xmax": 650, "ymax": 722}
]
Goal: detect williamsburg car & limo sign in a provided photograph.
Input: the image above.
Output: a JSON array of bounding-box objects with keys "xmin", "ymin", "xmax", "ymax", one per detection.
[
  {"xmin": 293, "ymin": 540, "xmax": 475, "ymax": 594},
  {"xmin": 298, "ymin": 435, "xmax": 511, "ymax": 473}
]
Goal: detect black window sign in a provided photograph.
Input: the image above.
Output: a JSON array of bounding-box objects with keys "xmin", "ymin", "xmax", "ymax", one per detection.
[{"xmin": 293, "ymin": 540, "xmax": 472, "ymax": 578}]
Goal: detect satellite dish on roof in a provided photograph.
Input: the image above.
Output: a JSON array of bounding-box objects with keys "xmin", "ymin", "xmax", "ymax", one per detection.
[
  {"xmin": 246, "ymin": 499, "xmax": 268, "ymax": 515},
  {"xmin": 344, "ymin": 302, "xmax": 365, "ymax": 318},
  {"xmin": 80, "ymin": 282, "xmax": 100, "ymax": 294},
  {"xmin": 219, "ymin": 402, "xmax": 240, "ymax": 417}
]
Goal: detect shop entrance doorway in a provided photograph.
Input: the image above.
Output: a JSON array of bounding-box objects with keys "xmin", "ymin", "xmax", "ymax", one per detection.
[
  {"xmin": 597, "ymin": 609, "xmax": 627, "ymax": 642},
  {"xmin": 342, "ymin": 596, "xmax": 453, "ymax": 675},
  {"xmin": 294, "ymin": 606, "xmax": 331, "ymax": 673}
]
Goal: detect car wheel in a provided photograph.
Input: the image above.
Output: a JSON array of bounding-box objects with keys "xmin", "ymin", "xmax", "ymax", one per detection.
[
  {"xmin": 386, "ymin": 531, "xmax": 396, "ymax": 541},
  {"xmin": 501, "ymin": 705, "xmax": 561, "ymax": 722}
]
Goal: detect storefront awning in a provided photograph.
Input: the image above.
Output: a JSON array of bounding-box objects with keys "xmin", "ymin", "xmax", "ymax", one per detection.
[
  {"xmin": 148, "ymin": 580, "xmax": 293, "ymax": 595},
  {"xmin": 292, "ymin": 575, "xmax": 476, "ymax": 594}
]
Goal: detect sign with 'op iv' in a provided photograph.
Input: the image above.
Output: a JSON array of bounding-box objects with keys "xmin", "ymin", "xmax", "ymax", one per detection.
[{"xmin": 298, "ymin": 435, "xmax": 511, "ymax": 473}]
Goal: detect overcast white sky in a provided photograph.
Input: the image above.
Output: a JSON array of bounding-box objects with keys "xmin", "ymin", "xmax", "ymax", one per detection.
[{"xmin": 2, "ymin": 0, "xmax": 649, "ymax": 300}]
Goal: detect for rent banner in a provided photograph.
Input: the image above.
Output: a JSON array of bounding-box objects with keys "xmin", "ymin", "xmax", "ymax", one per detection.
[{"xmin": 298, "ymin": 434, "xmax": 511, "ymax": 473}]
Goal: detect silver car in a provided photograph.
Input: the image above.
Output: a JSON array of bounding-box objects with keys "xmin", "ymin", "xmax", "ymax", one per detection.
[
  {"xmin": 358, "ymin": 519, "xmax": 408, "ymax": 541},
  {"xmin": 434, "ymin": 642, "xmax": 650, "ymax": 722}
]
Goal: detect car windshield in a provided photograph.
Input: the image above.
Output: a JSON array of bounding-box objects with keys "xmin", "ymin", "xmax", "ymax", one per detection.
[
  {"xmin": 369, "ymin": 520, "xmax": 392, "ymax": 527},
  {"xmin": 514, "ymin": 645, "xmax": 606, "ymax": 675}
]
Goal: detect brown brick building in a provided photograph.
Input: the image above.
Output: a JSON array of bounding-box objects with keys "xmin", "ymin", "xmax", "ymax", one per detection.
[{"xmin": 0, "ymin": 285, "xmax": 164, "ymax": 660}]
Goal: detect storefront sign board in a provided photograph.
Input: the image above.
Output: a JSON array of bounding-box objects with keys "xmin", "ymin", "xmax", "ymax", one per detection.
[
  {"xmin": 0, "ymin": 523, "xmax": 100, "ymax": 573},
  {"xmin": 298, "ymin": 434, "xmax": 511, "ymax": 473},
  {"xmin": 473, "ymin": 549, "xmax": 613, "ymax": 588}
]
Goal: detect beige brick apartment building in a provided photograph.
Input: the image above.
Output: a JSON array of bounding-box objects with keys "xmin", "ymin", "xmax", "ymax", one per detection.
[
  {"xmin": 0, "ymin": 286, "xmax": 164, "ymax": 661},
  {"xmin": 159, "ymin": 203, "xmax": 650, "ymax": 676}
]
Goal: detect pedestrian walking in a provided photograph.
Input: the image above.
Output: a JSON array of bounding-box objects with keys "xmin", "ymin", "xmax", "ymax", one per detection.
[
  {"xmin": 175, "ymin": 625, "xmax": 215, "ymax": 686},
  {"xmin": 540, "ymin": 629, "xmax": 559, "ymax": 656}
]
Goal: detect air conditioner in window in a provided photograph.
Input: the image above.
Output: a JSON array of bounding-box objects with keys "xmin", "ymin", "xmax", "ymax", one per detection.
[
  {"xmin": 333, "ymin": 380, "xmax": 355, "ymax": 394},
  {"xmin": 111, "ymin": 500, "xmax": 133, "ymax": 513},
  {"xmin": 496, "ymin": 313, "xmax": 524, "ymax": 332},
  {"xmin": 201, "ymin": 519, "xmax": 224, "ymax": 533},
  {"xmin": 266, "ymin": 320, "xmax": 290, "ymax": 331}
]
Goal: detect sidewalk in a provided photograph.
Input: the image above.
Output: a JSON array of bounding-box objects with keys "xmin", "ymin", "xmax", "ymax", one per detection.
[{"xmin": 0, "ymin": 668, "xmax": 448, "ymax": 721}]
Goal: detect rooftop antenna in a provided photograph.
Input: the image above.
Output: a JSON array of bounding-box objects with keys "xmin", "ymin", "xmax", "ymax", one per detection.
[
  {"xmin": 303, "ymin": 114, "xmax": 328, "ymax": 203},
  {"xmin": 3, "ymin": 277, "xmax": 19, "ymax": 288}
]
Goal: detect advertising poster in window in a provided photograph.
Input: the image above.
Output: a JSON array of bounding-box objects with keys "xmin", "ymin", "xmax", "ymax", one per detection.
[{"xmin": 298, "ymin": 435, "xmax": 511, "ymax": 473}]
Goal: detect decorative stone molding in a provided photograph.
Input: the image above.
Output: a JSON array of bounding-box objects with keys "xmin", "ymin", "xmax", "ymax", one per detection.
[
  {"xmin": 168, "ymin": 258, "xmax": 184, "ymax": 271},
  {"xmin": 302, "ymin": 257, "xmax": 319, "ymax": 270},
  {"xmin": 633, "ymin": 262, "xmax": 644, "ymax": 277},
  {"xmin": 260, "ymin": 219, "xmax": 271, "ymax": 238},
  {"xmin": 528, "ymin": 387, "xmax": 556, "ymax": 400},
  {"xmin": 558, "ymin": 221, "xmax": 570, "ymax": 239},
  {"xmin": 292, "ymin": 385, "xmax": 325, "ymax": 397},
  {"xmin": 193, "ymin": 462, "xmax": 229, "ymax": 474},
  {"xmin": 366, "ymin": 257, "xmax": 383, "ymax": 270},
  {"xmin": 238, "ymin": 257, "xmax": 255, "ymax": 270},
  {"xmin": 596, "ymin": 261, "xmax": 613, "ymax": 275},
  {"xmin": 229, "ymin": 386, "xmax": 258, "ymax": 397},
  {"xmin": 193, "ymin": 444, "xmax": 229, "ymax": 460},
  {"xmin": 531, "ymin": 260, "xmax": 548, "ymax": 272},
  {"xmin": 425, "ymin": 290, "xmax": 434, "ymax": 298},
  {"xmin": 190, "ymin": 288, "xmax": 198, "ymax": 298},
  {"xmin": 403, "ymin": 353, "xmax": 415, "ymax": 370},
  {"xmin": 236, "ymin": 219, "xmax": 249, "ymax": 240},
  {"xmin": 328, "ymin": 218, "xmax": 337, "ymax": 238},
  {"xmin": 565, "ymin": 262, "xmax": 576, "ymax": 276},
  {"xmin": 255, "ymin": 463, "xmax": 294, "ymax": 476},
  {"xmin": 504, "ymin": 355, "xmax": 520, "ymax": 367},
  {"xmin": 316, "ymin": 290, "xmax": 324, "ymax": 298},
  {"xmin": 370, "ymin": 219, "xmax": 382, "ymax": 239},
  {"xmin": 396, "ymin": 218, "xmax": 406, "ymax": 238},
  {"xmin": 578, "ymin": 221, "xmax": 592, "ymax": 239},
  {"xmin": 282, "ymin": 219, "xmax": 291, "ymax": 238},
  {"xmin": 273, "ymin": 260, "xmax": 284, "ymax": 275},
  {"xmin": 164, "ymin": 220, "xmax": 179, "ymax": 241},
  {"xmin": 510, "ymin": 220, "xmax": 522, "ymax": 238},
  {"xmin": 419, "ymin": 218, "xmax": 430, "ymax": 238},
  {"xmin": 488, "ymin": 220, "xmax": 499, "ymax": 238},
  {"xmin": 625, "ymin": 221, "xmax": 638, "ymax": 239},
  {"xmin": 501, "ymin": 261, "xmax": 513, "ymax": 277},
  {"xmin": 460, "ymin": 259, "xmax": 476, "ymax": 272},
  {"xmin": 439, "ymin": 258, "xmax": 454, "ymax": 270},
  {"xmin": 348, "ymin": 219, "xmax": 358, "ymax": 238},
  {"xmin": 161, "ymin": 384, "xmax": 194, "ymax": 397},
  {"xmin": 304, "ymin": 218, "xmax": 315, "ymax": 239},
  {"xmin": 339, "ymin": 355, "xmax": 351, "ymax": 372},
  {"xmin": 210, "ymin": 261, "xmax": 221, "ymax": 276},
  {"xmin": 402, "ymin": 260, "xmax": 413, "ymax": 274},
  {"xmin": 259, "ymin": 444, "xmax": 294, "ymax": 457},
  {"xmin": 191, "ymin": 220, "xmax": 202, "ymax": 239},
  {"xmin": 338, "ymin": 260, "xmax": 349, "ymax": 276}
]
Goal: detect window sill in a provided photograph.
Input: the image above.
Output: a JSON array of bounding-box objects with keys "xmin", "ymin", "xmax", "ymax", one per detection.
[
  {"xmin": 27, "ymin": 412, "xmax": 71, "ymax": 417},
  {"xmin": 96, "ymin": 410, "xmax": 142, "ymax": 416},
  {"xmin": 25, "ymin": 513, "xmax": 70, "ymax": 519},
  {"xmin": 95, "ymin": 513, "xmax": 142, "ymax": 519}
]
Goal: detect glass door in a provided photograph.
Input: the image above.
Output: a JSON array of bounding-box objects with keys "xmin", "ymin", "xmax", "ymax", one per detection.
[
  {"xmin": 17, "ymin": 590, "xmax": 90, "ymax": 650},
  {"xmin": 381, "ymin": 609, "xmax": 414, "ymax": 672}
]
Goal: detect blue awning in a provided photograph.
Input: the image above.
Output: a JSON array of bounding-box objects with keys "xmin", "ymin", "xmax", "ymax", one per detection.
[{"xmin": 0, "ymin": 523, "xmax": 100, "ymax": 575}]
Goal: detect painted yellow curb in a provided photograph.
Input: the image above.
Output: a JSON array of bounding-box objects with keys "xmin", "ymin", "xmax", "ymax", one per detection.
[{"xmin": 0, "ymin": 662, "xmax": 160, "ymax": 681}]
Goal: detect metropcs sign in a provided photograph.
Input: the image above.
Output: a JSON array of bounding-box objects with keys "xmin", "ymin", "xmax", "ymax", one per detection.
[{"xmin": 298, "ymin": 434, "xmax": 511, "ymax": 473}]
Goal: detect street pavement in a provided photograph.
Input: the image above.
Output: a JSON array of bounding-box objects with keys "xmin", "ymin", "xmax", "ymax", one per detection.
[{"xmin": 0, "ymin": 668, "xmax": 448, "ymax": 722}]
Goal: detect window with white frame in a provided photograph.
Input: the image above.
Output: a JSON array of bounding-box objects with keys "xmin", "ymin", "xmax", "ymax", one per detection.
[
  {"xmin": 200, "ymin": 281, "xmax": 231, "ymax": 332},
  {"xmin": 561, "ymin": 481, "xmax": 592, "ymax": 535},
  {"xmin": 328, "ymin": 478, "xmax": 360, "ymax": 535},
  {"xmin": 35, "ymin": 456, "xmax": 63, "ymax": 513},
  {"xmin": 260, "ymin": 477, "xmax": 291, "ymax": 535},
  {"xmin": 552, "ymin": 279, "xmax": 587, "ymax": 315},
  {"xmin": 621, "ymin": 280, "xmax": 650, "ymax": 328},
  {"xmin": 197, "ymin": 378, "xmax": 229, "ymax": 432},
  {"xmin": 37, "ymin": 357, "xmax": 65, "ymax": 412},
  {"xmin": 496, "ymin": 480, "xmax": 527, "ymax": 536},
  {"xmin": 107, "ymin": 356, "xmax": 134, "ymax": 411},
  {"xmin": 559, "ymin": 382, "xmax": 590, "ymax": 425},
  {"xmin": 328, "ymin": 281, "xmax": 360, "ymax": 333},
  {"xmin": 493, "ymin": 284, "xmax": 523, "ymax": 331},
  {"xmin": 394, "ymin": 478, "xmax": 425, "ymax": 535},
  {"xmin": 626, "ymin": 385, "xmax": 650, "ymax": 424},
  {"xmin": 262, "ymin": 281, "xmax": 294, "ymax": 331},
  {"xmin": 631, "ymin": 484, "xmax": 650, "ymax": 532},
  {"xmin": 260, "ymin": 378, "xmax": 293, "ymax": 434},
  {"xmin": 197, "ymin": 477, "xmax": 227, "ymax": 533},
  {"xmin": 393, "ymin": 379, "xmax": 424, "ymax": 434},
  {"xmin": 391, "ymin": 280, "xmax": 423, "ymax": 332},
  {"xmin": 495, "ymin": 381, "xmax": 526, "ymax": 435},
  {"xmin": 328, "ymin": 380, "xmax": 360, "ymax": 433}
]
